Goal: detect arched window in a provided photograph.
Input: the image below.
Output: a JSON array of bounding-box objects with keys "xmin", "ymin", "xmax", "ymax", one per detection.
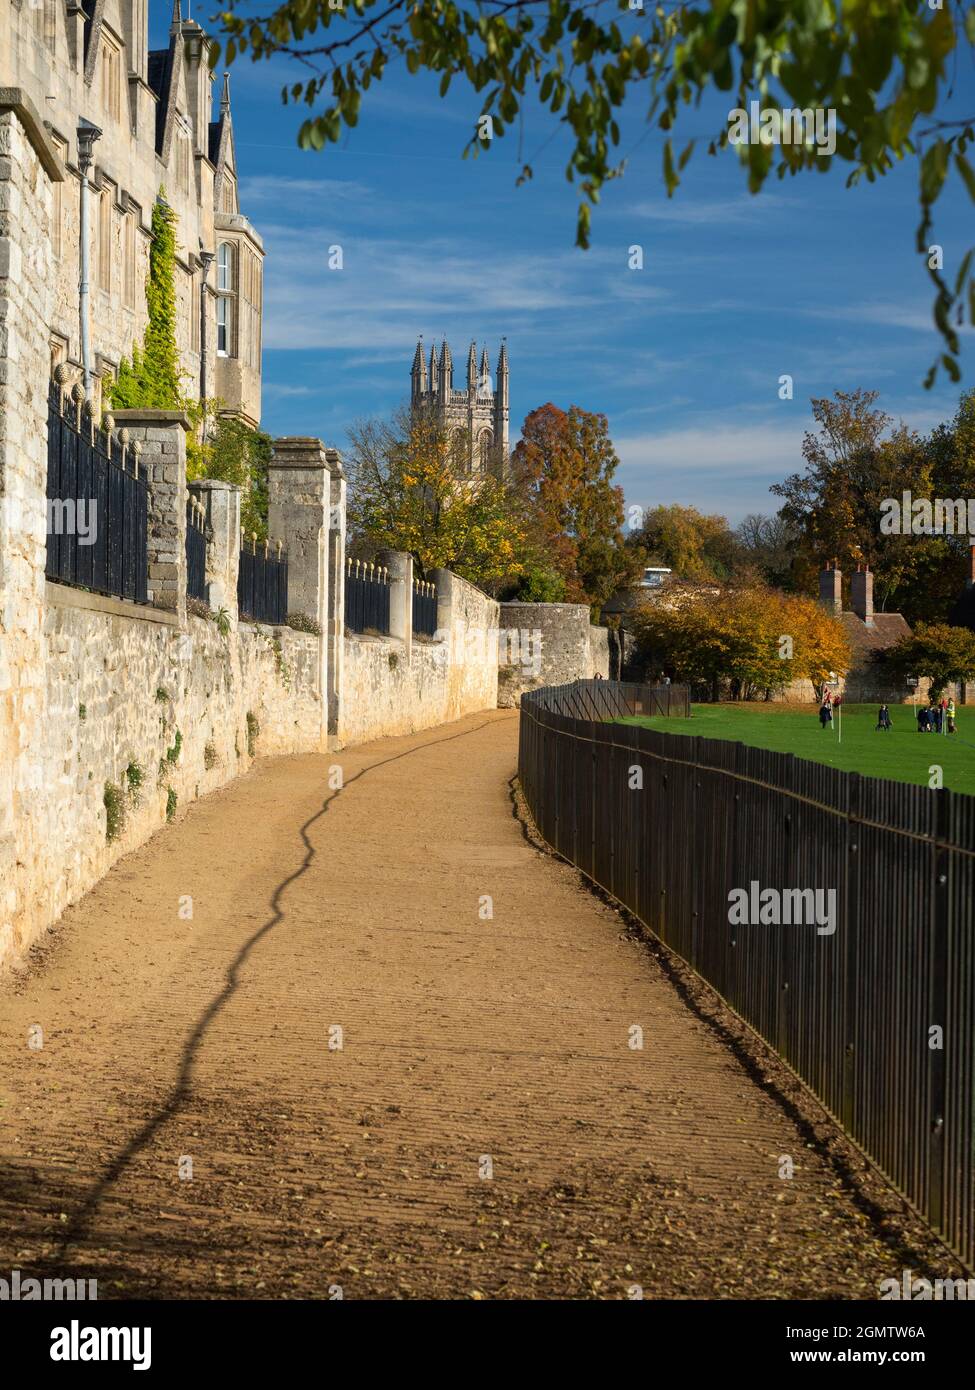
[
  {"xmin": 478, "ymin": 430, "xmax": 494, "ymax": 469},
  {"xmin": 216, "ymin": 242, "xmax": 236, "ymax": 357}
]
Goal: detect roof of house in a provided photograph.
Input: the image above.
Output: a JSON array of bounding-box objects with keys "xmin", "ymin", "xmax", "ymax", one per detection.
[{"xmin": 840, "ymin": 611, "xmax": 910, "ymax": 666}]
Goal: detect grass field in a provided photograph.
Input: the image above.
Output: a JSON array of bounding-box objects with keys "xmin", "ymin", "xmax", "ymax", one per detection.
[{"xmin": 621, "ymin": 702, "xmax": 975, "ymax": 796}]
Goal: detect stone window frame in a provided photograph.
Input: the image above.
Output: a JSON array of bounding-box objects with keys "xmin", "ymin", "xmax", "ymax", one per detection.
[
  {"xmin": 174, "ymin": 116, "xmax": 192, "ymax": 193},
  {"xmin": 97, "ymin": 180, "xmax": 116, "ymax": 295},
  {"xmin": 216, "ymin": 240, "xmax": 237, "ymax": 358},
  {"xmin": 50, "ymin": 133, "xmax": 67, "ymax": 261},
  {"xmin": 122, "ymin": 205, "xmax": 138, "ymax": 309},
  {"xmin": 100, "ymin": 29, "xmax": 124, "ymax": 126}
]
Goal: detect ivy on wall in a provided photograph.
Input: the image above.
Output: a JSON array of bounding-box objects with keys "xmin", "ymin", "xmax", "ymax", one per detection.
[{"xmin": 110, "ymin": 192, "xmax": 183, "ymax": 411}]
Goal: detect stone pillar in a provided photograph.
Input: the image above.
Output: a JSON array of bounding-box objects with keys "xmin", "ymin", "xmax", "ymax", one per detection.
[
  {"xmin": 377, "ymin": 548, "xmax": 413, "ymax": 660},
  {"xmin": 191, "ymin": 478, "xmax": 240, "ymax": 619},
  {"xmin": 268, "ymin": 437, "xmax": 331, "ymax": 628},
  {"xmin": 268, "ymin": 437, "xmax": 331, "ymax": 745},
  {"xmin": 325, "ymin": 448, "xmax": 346, "ymax": 740},
  {"xmin": 112, "ymin": 409, "xmax": 191, "ymax": 621}
]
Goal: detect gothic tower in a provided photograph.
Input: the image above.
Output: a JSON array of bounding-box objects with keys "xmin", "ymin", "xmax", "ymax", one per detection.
[{"xmin": 410, "ymin": 336, "xmax": 509, "ymax": 474}]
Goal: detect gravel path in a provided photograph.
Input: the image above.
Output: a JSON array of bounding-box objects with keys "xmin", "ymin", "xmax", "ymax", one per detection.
[{"xmin": 0, "ymin": 710, "xmax": 946, "ymax": 1298}]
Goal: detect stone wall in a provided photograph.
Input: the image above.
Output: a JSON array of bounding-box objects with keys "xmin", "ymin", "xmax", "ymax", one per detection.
[
  {"xmin": 496, "ymin": 601, "xmax": 610, "ymax": 707},
  {"xmin": 338, "ymin": 571, "xmax": 499, "ymax": 746},
  {"xmin": 3, "ymin": 587, "xmax": 320, "ymax": 966}
]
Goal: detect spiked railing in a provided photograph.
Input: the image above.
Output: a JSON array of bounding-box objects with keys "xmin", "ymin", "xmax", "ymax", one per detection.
[
  {"xmin": 45, "ymin": 372, "xmax": 149, "ymax": 604},
  {"xmin": 412, "ymin": 575, "xmax": 438, "ymax": 638},
  {"xmin": 237, "ymin": 528, "xmax": 288, "ymax": 624},
  {"xmin": 344, "ymin": 556, "xmax": 391, "ymax": 635}
]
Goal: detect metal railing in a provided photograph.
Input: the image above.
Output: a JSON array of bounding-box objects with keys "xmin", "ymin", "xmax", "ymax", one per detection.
[
  {"xmin": 237, "ymin": 533, "xmax": 288, "ymax": 625},
  {"xmin": 45, "ymin": 379, "xmax": 149, "ymax": 604},
  {"xmin": 185, "ymin": 496, "xmax": 208, "ymax": 604},
  {"xmin": 412, "ymin": 576, "xmax": 438, "ymax": 637},
  {"xmin": 345, "ymin": 558, "xmax": 390, "ymax": 635},
  {"xmin": 518, "ymin": 682, "xmax": 975, "ymax": 1271}
]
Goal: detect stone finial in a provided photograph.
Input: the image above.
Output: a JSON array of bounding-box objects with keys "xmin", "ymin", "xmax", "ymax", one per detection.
[
  {"xmin": 131, "ymin": 440, "xmax": 142, "ymax": 478},
  {"xmin": 54, "ymin": 363, "xmax": 73, "ymax": 387}
]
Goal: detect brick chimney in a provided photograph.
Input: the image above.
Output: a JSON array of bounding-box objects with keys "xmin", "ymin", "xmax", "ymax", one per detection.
[
  {"xmin": 818, "ymin": 560, "xmax": 842, "ymax": 615},
  {"xmin": 850, "ymin": 564, "xmax": 874, "ymax": 627}
]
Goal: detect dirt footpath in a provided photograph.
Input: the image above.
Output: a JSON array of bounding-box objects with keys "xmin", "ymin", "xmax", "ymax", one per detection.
[{"xmin": 0, "ymin": 711, "xmax": 944, "ymax": 1298}]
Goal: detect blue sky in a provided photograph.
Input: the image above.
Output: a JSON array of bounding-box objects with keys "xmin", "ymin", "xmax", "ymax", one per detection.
[{"xmin": 162, "ymin": 6, "xmax": 972, "ymax": 522}]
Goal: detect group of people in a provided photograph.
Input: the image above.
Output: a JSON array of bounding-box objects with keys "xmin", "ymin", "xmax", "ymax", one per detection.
[
  {"xmin": 915, "ymin": 698, "xmax": 956, "ymax": 735},
  {"xmin": 817, "ymin": 692, "xmax": 959, "ymax": 735},
  {"xmin": 874, "ymin": 699, "xmax": 956, "ymax": 734}
]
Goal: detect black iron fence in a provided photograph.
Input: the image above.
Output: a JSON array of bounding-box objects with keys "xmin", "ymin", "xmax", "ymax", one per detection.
[
  {"xmin": 45, "ymin": 379, "xmax": 148, "ymax": 604},
  {"xmin": 345, "ymin": 558, "xmax": 391, "ymax": 635},
  {"xmin": 412, "ymin": 576, "xmax": 438, "ymax": 638},
  {"xmin": 519, "ymin": 681, "xmax": 975, "ymax": 1271},
  {"xmin": 185, "ymin": 496, "xmax": 208, "ymax": 604},
  {"xmin": 238, "ymin": 536, "xmax": 288, "ymax": 624}
]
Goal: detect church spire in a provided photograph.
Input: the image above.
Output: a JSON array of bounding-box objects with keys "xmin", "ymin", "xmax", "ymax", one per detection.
[
  {"xmin": 467, "ymin": 341, "xmax": 478, "ymax": 391},
  {"xmin": 428, "ymin": 342, "xmax": 439, "ymax": 393},
  {"xmin": 411, "ymin": 338, "xmax": 427, "ymax": 398},
  {"xmin": 480, "ymin": 345, "xmax": 491, "ymax": 394},
  {"xmin": 171, "ymin": 0, "xmax": 184, "ymax": 35},
  {"xmin": 221, "ymin": 71, "xmax": 232, "ymax": 117},
  {"xmin": 439, "ymin": 339, "xmax": 453, "ymax": 395}
]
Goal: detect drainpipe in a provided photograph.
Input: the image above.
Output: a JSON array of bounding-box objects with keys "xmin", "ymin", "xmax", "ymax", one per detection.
[
  {"xmin": 198, "ymin": 247, "xmax": 214, "ymax": 402},
  {"xmin": 76, "ymin": 119, "xmax": 102, "ymax": 397}
]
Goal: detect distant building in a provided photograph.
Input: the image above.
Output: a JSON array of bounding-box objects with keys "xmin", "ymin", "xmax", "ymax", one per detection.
[
  {"xmin": 639, "ymin": 566, "xmax": 671, "ymax": 589},
  {"xmin": 410, "ymin": 338, "xmax": 509, "ymax": 475},
  {"xmin": 817, "ymin": 562, "xmax": 916, "ymax": 702}
]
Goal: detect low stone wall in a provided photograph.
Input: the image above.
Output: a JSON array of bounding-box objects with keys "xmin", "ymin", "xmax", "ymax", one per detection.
[
  {"xmin": 338, "ymin": 571, "xmax": 499, "ymax": 745},
  {"xmin": 0, "ymin": 586, "xmax": 320, "ymax": 971},
  {"xmin": 497, "ymin": 601, "xmax": 609, "ymax": 707}
]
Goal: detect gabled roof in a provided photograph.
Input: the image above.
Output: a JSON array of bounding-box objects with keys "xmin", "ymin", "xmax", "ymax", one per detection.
[{"xmin": 839, "ymin": 611, "xmax": 911, "ymax": 666}]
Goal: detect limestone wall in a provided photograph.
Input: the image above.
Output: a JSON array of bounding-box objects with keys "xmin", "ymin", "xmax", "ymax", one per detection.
[
  {"xmin": 496, "ymin": 602, "xmax": 610, "ymax": 707},
  {"xmin": 1, "ymin": 584, "xmax": 320, "ymax": 969},
  {"xmin": 338, "ymin": 571, "xmax": 499, "ymax": 745}
]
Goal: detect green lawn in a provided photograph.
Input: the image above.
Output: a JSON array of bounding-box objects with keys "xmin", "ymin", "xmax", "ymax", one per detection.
[{"xmin": 621, "ymin": 703, "xmax": 975, "ymax": 796}]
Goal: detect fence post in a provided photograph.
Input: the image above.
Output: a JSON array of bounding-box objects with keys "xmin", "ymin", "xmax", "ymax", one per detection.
[
  {"xmin": 112, "ymin": 409, "xmax": 192, "ymax": 621},
  {"xmin": 268, "ymin": 437, "xmax": 333, "ymax": 747},
  {"xmin": 190, "ymin": 479, "xmax": 241, "ymax": 621}
]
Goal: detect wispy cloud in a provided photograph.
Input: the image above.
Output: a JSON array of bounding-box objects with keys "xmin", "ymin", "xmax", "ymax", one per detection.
[{"xmin": 624, "ymin": 193, "xmax": 796, "ymax": 225}]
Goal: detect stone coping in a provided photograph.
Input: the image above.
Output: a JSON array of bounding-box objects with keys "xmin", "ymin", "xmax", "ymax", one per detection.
[
  {"xmin": 111, "ymin": 409, "xmax": 193, "ymax": 431},
  {"xmin": 46, "ymin": 581, "xmax": 178, "ymax": 626},
  {"xmin": 0, "ymin": 89, "xmax": 64, "ymax": 181}
]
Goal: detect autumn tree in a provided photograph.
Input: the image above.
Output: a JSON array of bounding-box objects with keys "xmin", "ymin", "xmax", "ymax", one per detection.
[
  {"xmin": 630, "ymin": 584, "xmax": 850, "ymax": 701},
  {"xmin": 771, "ymin": 389, "xmax": 939, "ymax": 620},
  {"xmin": 218, "ymin": 2, "xmax": 975, "ymax": 385},
  {"xmin": 631, "ymin": 503, "xmax": 740, "ymax": 583},
  {"xmin": 882, "ymin": 622, "xmax": 975, "ymax": 701},
  {"xmin": 512, "ymin": 402, "xmax": 641, "ymax": 612},
  {"xmin": 346, "ymin": 405, "xmax": 528, "ymax": 589}
]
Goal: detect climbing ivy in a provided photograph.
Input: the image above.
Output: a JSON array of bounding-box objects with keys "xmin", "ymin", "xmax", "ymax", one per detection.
[{"xmin": 110, "ymin": 192, "xmax": 184, "ymax": 411}]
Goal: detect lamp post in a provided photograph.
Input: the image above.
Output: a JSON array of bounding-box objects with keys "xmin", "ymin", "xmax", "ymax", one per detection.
[{"xmin": 76, "ymin": 119, "xmax": 102, "ymax": 397}]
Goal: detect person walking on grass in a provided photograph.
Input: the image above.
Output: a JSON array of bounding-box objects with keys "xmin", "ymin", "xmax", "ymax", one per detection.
[
  {"xmin": 877, "ymin": 704, "xmax": 892, "ymax": 731},
  {"xmin": 819, "ymin": 699, "xmax": 832, "ymax": 730},
  {"xmin": 932, "ymin": 702, "xmax": 943, "ymax": 734},
  {"xmin": 948, "ymin": 697, "xmax": 956, "ymax": 734},
  {"xmin": 917, "ymin": 706, "xmax": 929, "ymax": 733}
]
